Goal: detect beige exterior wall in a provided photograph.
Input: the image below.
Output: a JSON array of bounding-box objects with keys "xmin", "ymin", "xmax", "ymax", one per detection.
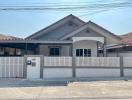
[
  {"xmin": 60, "ymin": 45, "xmax": 72, "ymax": 56},
  {"xmin": 73, "ymin": 40, "xmax": 97, "ymax": 57},
  {"xmin": 39, "ymin": 41, "xmax": 97, "ymax": 57},
  {"xmin": 39, "ymin": 45, "xmax": 49, "ymax": 56},
  {"xmin": 39, "ymin": 45, "xmax": 71, "ymax": 56}
]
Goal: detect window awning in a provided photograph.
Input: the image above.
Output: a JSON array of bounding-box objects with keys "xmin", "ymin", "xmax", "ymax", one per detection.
[{"xmin": 72, "ymin": 37, "xmax": 104, "ymax": 43}]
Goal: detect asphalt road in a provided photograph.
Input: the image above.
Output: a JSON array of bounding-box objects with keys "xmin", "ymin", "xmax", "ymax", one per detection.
[{"xmin": 0, "ymin": 78, "xmax": 132, "ymax": 100}]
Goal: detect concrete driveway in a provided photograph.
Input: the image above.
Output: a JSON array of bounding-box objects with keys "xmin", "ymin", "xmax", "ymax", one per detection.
[{"xmin": 0, "ymin": 78, "xmax": 132, "ymax": 100}]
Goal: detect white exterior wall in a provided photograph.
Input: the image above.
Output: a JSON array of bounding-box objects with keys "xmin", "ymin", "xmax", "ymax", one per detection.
[
  {"xmin": 73, "ymin": 40, "xmax": 97, "ymax": 57},
  {"xmin": 43, "ymin": 68, "xmax": 72, "ymax": 78},
  {"xmin": 76, "ymin": 68, "xmax": 120, "ymax": 77},
  {"xmin": 39, "ymin": 45, "xmax": 71, "ymax": 56},
  {"xmin": 107, "ymin": 52, "xmax": 132, "ymax": 57}
]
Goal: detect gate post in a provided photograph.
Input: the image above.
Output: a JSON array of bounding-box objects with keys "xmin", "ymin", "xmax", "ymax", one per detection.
[
  {"xmin": 72, "ymin": 56, "xmax": 76, "ymax": 78},
  {"xmin": 120, "ymin": 56, "xmax": 124, "ymax": 77},
  {"xmin": 40, "ymin": 55, "xmax": 44, "ymax": 79},
  {"xmin": 23, "ymin": 55, "xmax": 27, "ymax": 78}
]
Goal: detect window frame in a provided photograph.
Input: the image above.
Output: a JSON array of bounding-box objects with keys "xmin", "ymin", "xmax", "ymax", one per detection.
[
  {"xmin": 76, "ymin": 48, "xmax": 91, "ymax": 57},
  {"xmin": 49, "ymin": 46, "xmax": 60, "ymax": 56}
]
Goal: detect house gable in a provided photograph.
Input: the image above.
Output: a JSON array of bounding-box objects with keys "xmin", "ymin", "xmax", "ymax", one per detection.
[
  {"xmin": 61, "ymin": 21, "xmax": 121, "ymax": 45},
  {"xmin": 35, "ymin": 21, "xmax": 80, "ymax": 41},
  {"xmin": 26, "ymin": 14, "xmax": 85, "ymax": 40},
  {"xmin": 71, "ymin": 29, "xmax": 103, "ymax": 38}
]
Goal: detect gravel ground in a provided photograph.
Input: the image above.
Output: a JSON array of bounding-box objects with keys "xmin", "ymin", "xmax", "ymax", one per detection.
[{"xmin": 0, "ymin": 78, "xmax": 132, "ymax": 100}]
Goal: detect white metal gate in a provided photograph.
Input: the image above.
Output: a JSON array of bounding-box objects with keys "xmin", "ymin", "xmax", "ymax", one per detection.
[
  {"xmin": 0, "ymin": 57, "xmax": 24, "ymax": 78},
  {"xmin": 27, "ymin": 57, "xmax": 40, "ymax": 79}
]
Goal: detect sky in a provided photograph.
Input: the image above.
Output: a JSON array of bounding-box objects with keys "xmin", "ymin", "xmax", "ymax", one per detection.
[{"xmin": 0, "ymin": 0, "xmax": 132, "ymax": 38}]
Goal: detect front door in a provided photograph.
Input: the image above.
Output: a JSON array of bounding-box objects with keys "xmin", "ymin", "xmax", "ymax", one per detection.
[
  {"xmin": 27, "ymin": 57, "xmax": 40, "ymax": 79},
  {"xmin": 76, "ymin": 49, "xmax": 91, "ymax": 57}
]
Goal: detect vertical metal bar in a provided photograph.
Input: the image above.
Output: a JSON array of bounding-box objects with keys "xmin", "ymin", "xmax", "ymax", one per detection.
[
  {"xmin": 13, "ymin": 57, "xmax": 15, "ymax": 77},
  {"xmin": 17, "ymin": 57, "xmax": 19, "ymax": 77},
  {"xmin": 21, "ymin": 57, "xmax": 24, "ymax": 78},
  {"xmin": 5, "ymin": 57, "xmax": 6, "ymax": 77},
  {"xmin": 9, "ymin": 57, "xmax": 10, "ymax": 77},
  {"xmin": 0, "ymin": 57, "xmax": 1, "ymax": 77}
]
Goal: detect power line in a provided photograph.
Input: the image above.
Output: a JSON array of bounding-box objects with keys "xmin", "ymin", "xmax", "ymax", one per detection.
[
  {"xmin": 0, "ymin": 0, "xmax": 130, "ymax": 6},
  {"xmin": 0, "ymin": 1, "xmax": 131, "ymax": 12},
  {"xmin": 0, "ymin": 0, "xmax": 117, "ymax": 5},
  {"xmin": 78, "ymin": 9, "xmax": 111, "ymax": 17}
]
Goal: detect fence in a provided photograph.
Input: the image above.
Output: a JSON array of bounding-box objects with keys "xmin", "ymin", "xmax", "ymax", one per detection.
[
  {"xmin": 0, "ymin": 57, "xmax": 24, "ymax": 78},
  {"xmin": 123, "ymin": 57, "xmax": 132, "ymax": 67},
  {"xmin": 123, "ymin": 57, "xmax": 132, "ymax": 77},
  {"xmin": 43, "ymin": 56, "xmax": 132, "ymax": 79},
  {"xmin": 0, "ymin": 56, "xmax": 132, "ymax": 79},
  {"xmin": 44, "ymin": 57, "xmax": 121, "ymax": 67},
  {"xmin": 75, "ymin": 57, "xmax": 120, "ymax": 67},
  {"xmin": 44, "ymin": 57, "xmax": 72, "ymax": 66}
]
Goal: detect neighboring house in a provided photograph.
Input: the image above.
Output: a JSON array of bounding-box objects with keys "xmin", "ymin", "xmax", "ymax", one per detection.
[
  {"xmin": 0, "ymin": 14, "xmax": 121, "ymax": 57},
  {"xmin": 0, "ymin": 34, "xmax": 23, "ymax": 56},
  {"xmin": 106, "ymin": 32, "xmax": 132, "ymax": 57}
]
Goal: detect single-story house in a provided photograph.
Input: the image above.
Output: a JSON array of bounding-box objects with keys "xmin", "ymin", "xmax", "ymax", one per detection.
[
  {"xmin": 0, "ymin": 34, "xmax": 23, "ymax": 56},
  {"xmin": 106, "ymin": 32, "xmax": 132, "ymax": 57},
  {"xmin": 0, "ymin": 14, "xmax": 121, "ymax": 57}
]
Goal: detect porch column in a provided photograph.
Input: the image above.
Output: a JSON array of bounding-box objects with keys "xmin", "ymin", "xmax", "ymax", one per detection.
[
  {"xmin": 103, "ymin": 45, "xmax": 107, "ymax": 57},
  {"xmin": 71, "ymin": 44, "xmax": 73, "ymax": 56},
  {"xmin": 103, "ymin": 38, "xmax": 107, "ymax": 57},
  {"xmin": 97, "ymin": 42, "xmax": 99, "ymax": 57}
]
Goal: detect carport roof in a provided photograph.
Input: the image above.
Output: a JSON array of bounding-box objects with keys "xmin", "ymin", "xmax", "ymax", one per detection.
[
  {"xmin": 0, "ymin": 39, "xmax": 72, "ymax": 44},
  {"xmin": 0, "ymin": 34, "xmax": 72, "ymax": 44}
]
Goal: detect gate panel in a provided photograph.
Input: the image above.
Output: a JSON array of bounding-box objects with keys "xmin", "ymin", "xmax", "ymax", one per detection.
[
  {"xmin": 0, "ymin": 57, "xmax": 24, "ymax": 78},
  {"xmin": 27, "ymin": 56, "xmax": 40, "ymax": 79}
]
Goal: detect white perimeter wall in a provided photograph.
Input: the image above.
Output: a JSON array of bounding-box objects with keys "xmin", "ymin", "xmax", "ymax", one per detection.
[
  {"xmin": 43, "ymin": 68, "xmax": 72, "ymax": 78},
  {"xmin": 124, "ymin": 69, "xmax": 132, "ymax": 77},
  {"xmin": 76, "ymin": 68, "xmax": 120, "ymax": 77}
]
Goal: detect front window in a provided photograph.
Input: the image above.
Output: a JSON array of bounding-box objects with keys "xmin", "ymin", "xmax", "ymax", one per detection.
[
  {"xmin": 0, "ymin": 48, "xmax": 4, "ymax": 55},
  {"xmin": 76, "ymin": 49, "xmax": 91, "ymax": 57},
  {"xmin": 16, "ymin": 49, "xmax": 22, "ymax": 55},
  {"xmin": 49, "ymin": 47, "xmax": 60, "ymax": 56}
]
